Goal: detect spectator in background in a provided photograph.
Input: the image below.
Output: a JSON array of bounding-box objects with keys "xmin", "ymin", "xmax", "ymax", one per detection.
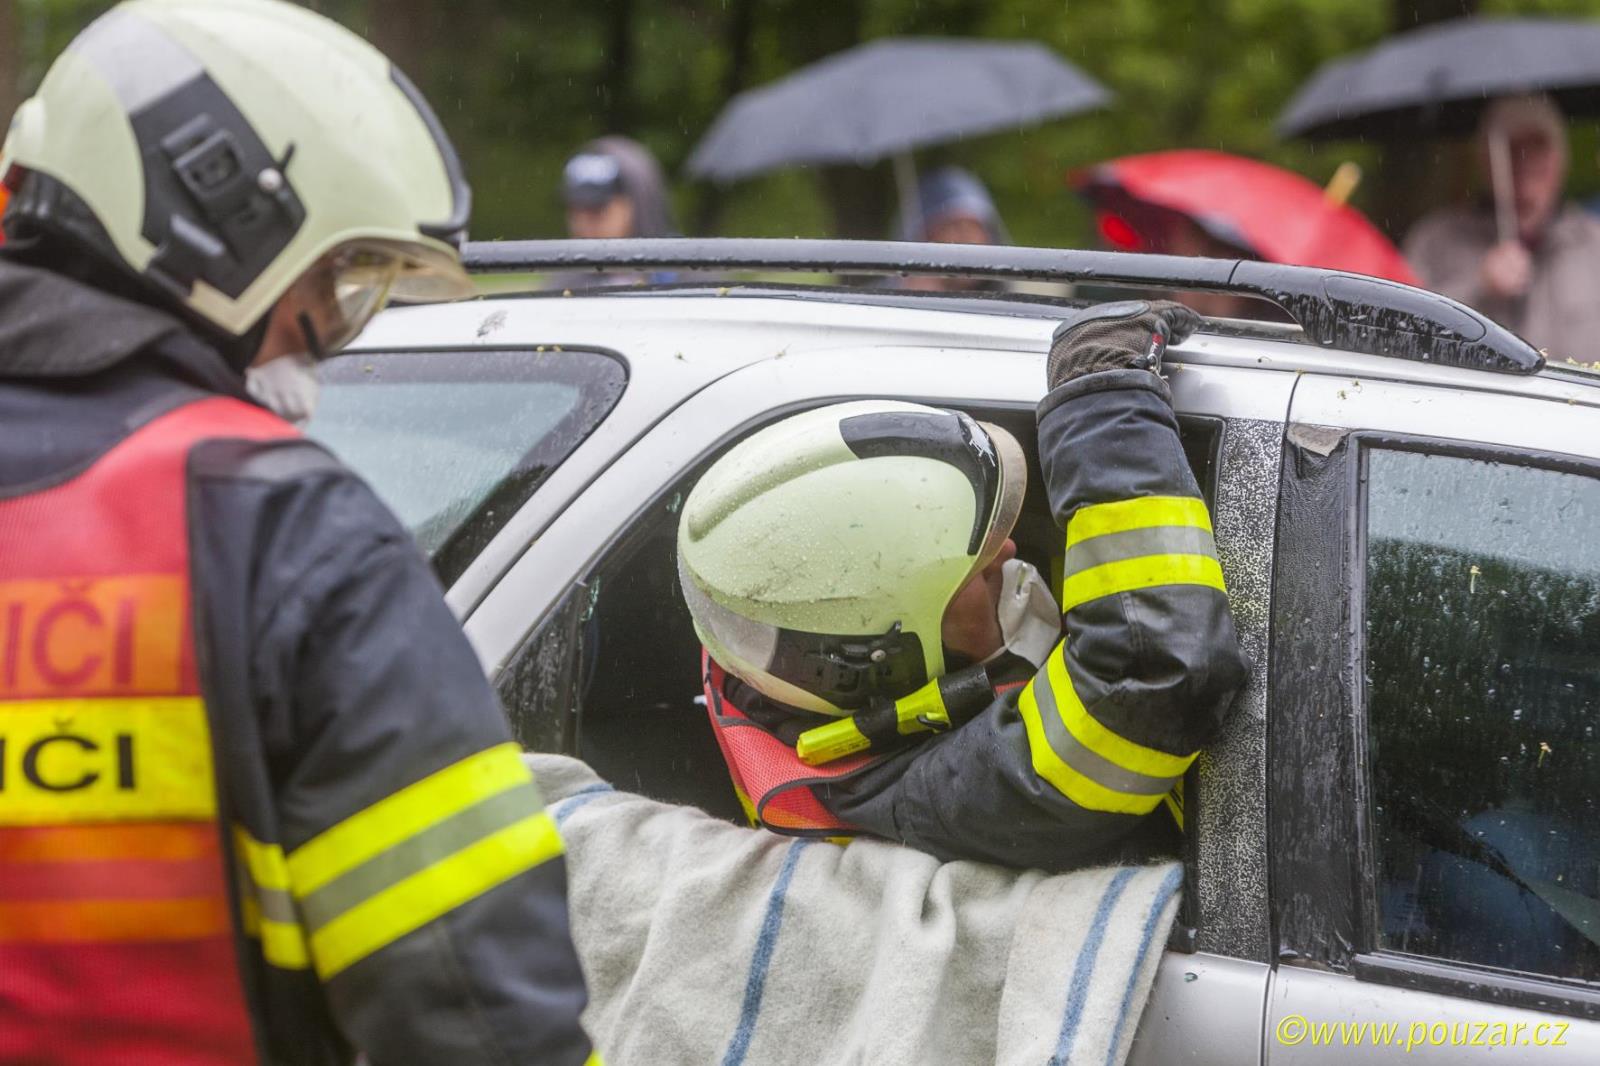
[
  {"xmin": 900, "ymin": 166, "xmax": 1007, "ymax": 293},
  {"xmin": 555, "ymin": 135, "xmax": 677, "ymax": 288},
  {"xmin": 1100, "ymin": 201, "xmax": 1258, "ymax": 320},
  {"xmin": 1405, "ymin": 95, "xmax": 1600, "ymax": 364},
  {"xmin": 564, "ymin": 135, "xmax": 676, "ymax": 239}
]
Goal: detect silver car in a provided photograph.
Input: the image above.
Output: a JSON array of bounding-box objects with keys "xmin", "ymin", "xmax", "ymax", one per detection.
[{"xmin": 311, "ymin": 240, "xmax": 1600, "ymax": 1064}]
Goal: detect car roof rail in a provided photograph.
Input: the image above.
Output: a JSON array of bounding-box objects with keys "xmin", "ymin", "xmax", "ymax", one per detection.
[{"xmin": 463, "ymin": 238, "xmax": 1544, "ymax": 376}]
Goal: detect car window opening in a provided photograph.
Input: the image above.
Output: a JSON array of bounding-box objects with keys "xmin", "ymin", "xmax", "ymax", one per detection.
[{"xmin": 494, "ymin": 405, "xmax": 1224, "ymax": 865}]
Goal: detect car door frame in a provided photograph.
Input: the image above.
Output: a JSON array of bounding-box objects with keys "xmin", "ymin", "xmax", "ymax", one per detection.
[{"xmin": 466, "ymin": 340, "xmax": 1295, "ymax": 1066}]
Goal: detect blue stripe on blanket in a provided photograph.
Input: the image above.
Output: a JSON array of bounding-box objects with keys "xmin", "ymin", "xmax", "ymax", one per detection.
[
  {"xmin": 551, "ymin": 783, "xmax": 615, "ymax": 826},
  {"xmin": 720, "ymin": 839, "xmax": 814, "ymax": 1066},
  {"xmin": 1102, "ymin": 865, "xmax": 1184, "ymax": 1066},
  {"xmin": 1049, "ymin": 866, "xmax": 1138, "ymax": 1066}
]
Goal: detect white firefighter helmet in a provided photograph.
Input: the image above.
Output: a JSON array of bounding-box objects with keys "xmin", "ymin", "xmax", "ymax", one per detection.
[
  {"xmin": 0, "ymin": 0, "xmax": 473, "ymax": 361},
  {"xmin": 678, "ymin": 400, "xmax": 1027, "ymax": 717}
]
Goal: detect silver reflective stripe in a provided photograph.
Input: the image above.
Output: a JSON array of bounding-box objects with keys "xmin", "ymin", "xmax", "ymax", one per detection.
[
  {"xmin": 1032, "ymin": 665, "xmax": 1179, "ymax": 798},
  {"xmin": 73, "ymin": 9, "xmax": 204, "ymax": 113},
  {"xmin": 1063, "ymin": 525, "xmax": 1219, "ymax": 579},
  {"xmin": 296, "ymin": 781, "xmax": 541, "ymax": 931},
  {"xmin": 255, "ymin": 884, "xmax": 299, "ymax": 926}
]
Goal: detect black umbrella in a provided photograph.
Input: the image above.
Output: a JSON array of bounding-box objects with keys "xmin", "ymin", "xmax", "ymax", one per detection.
[
  {"xmin": 687, "ymin": 37, "xmax": 1109, "ymax": 232},
  {"xmin": 1278, "ymin": 16, "xmax": 1600, "ymax": 142}
]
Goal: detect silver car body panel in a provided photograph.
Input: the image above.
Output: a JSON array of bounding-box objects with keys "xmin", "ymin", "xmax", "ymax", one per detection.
[
  {"xmin": 1129, "ymin": 953, "xmax": 1270, "ymax": 1066},
  {"xmin": 1266, "ymin": 968, "xmax": 1596, "ymax": 1063},
  {"xmin": 1290, "ymin": 372, "xmax": 1600, "ymax": 459},
  {"xmin": 347, "ymin": 290, "xmax": 1600, "ymax": 1064}
]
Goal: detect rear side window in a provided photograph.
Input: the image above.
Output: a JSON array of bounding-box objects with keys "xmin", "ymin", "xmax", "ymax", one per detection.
[
  {"xmin": 308, "ymin": 348, "xmax": 626, "ymax": 585},
  {"xmin": 1363, "ymin": 448, "xmax": 1600, "ymax": 983}
]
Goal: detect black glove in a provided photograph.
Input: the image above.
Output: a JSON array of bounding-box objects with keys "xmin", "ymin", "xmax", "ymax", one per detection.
[{"xmin": 1046, "ymin": 300, "xmax": 1201, "ymax": 391}]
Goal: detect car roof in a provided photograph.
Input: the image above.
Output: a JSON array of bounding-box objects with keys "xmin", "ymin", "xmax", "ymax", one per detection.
[{"xmin": 352, "ymin": 284, "xmax": 1600, "ymax": 412}]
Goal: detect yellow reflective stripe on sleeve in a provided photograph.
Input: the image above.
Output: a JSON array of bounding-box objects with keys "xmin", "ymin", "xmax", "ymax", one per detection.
[
  {"xmin": 233, "ymin": 826, "xmax": 310, "ymax": 970},
  {"xmin": 1043, "ymin": 649, "xmax": 1193, "ymax": 780},
  {"xmin": 308, "ymin": 808, "xmax": 563, "ymax": 979},
  {"xmin": 1016, "ymin": 646, "xmax": 1198, "ymax": 814},
  {"xmin": 583, "ymin": 1051, "xmax": 606, "ymax": 1066},
  {"xmin": 286, "ymin": 742, "xmax": 533, "ymax": 896},
  {"xmin": 1059, "ymin": 553, "xmax": 1226, "ymax": 614},
  {"xmin": 285, "ymin": 743, "xmax": 562, "ymax": 979},
  {"xmin": 235, "ymin": 825, "xmax": 291, "ymax": 892},
  {"xmin": 1060, "ymin": 496, "xmax": 1225, "ymax": 613},
  {"xmin": 257, "ymin": 909, "xmax": 311, "ymax": 969},
  {"xmin": 1019, "ymin": 682, "xmax": 1162, "ymax": 815},
  {"xmin": 1065, "ymin": 495, "xmax": 1212, "ymax": 548}
]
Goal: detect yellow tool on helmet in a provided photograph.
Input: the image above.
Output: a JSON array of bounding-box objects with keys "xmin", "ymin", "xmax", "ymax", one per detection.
[{"xmin": 795, "ymin": 662, "xmax": 998, "ymax": 765}]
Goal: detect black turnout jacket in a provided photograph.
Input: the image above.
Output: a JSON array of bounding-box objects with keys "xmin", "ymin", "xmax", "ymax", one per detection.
[{"xmin": 0, "ymin": 257, "xmax": 593, "ymax": 1066}]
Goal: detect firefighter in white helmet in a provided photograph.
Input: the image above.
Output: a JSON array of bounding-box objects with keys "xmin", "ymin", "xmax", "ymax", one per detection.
[
  {"xmin": 679, "ymin": 302, "xmax": 1248, "ymax": 870},
  {"xmin": 0, "ymin": 2, "xmax": 595, "ymax": 1063}
]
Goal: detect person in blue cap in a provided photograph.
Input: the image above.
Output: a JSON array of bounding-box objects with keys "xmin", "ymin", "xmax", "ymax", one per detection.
[
  {"xmin": 563, "ymin": 136, "xmax": 677, "ymax": 241},
  {"xmin": 899, "ymin": 166, "xmax": 1009, "ymax": 293},
  {"xmin": 554, "ymin": 136, "xmax": 679, "ymax": 289}
]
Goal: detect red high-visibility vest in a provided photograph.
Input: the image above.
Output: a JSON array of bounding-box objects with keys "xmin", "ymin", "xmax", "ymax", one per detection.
[
  {"xmin": 704, "ymin": 651, "xmax": 1031, "ymax": 837},
  {"xmin": 0, "ymin": 396, "xmax": 295, "ymax": 1064},
  {"xmin": 702, "ymin": 653, "xmax": 868, "ymax": 835}
]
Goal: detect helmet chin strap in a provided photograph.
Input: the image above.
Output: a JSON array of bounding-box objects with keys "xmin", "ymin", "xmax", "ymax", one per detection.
[{"xmin": 296, "ymin": 311, "xmax": 329, "ymax": 362}]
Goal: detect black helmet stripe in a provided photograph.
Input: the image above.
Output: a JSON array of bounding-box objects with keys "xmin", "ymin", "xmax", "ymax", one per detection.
[
  {"xmin": 73, "ymin": 8, "xmax": 306, "ymax": 300},
  {"xmin": 131, "ymin": 77, "xmax": 306, "ymax": 299},
  {"xmin": 838, "ymin": 409, "xmax": 1000, "ymax": 555},
  {"xmin": 389, "ymin": 65, "xmax": 471, "ymax": 249}
]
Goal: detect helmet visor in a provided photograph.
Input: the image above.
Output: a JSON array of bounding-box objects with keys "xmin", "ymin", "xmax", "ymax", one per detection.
[
  {"xmin": 290, "ymin": 240, "xmax": 475, "ymax": 356},
  {"xmin": 973, "ymin": 419, "xmax": 1027, "ymax": 570},
  {"xmin": 290, "ymin": 243, "xmax": 401, "ymax": 355},
  {"xmin": 385, "ymin": 239, "xmax": 478, "ymax": 304}
]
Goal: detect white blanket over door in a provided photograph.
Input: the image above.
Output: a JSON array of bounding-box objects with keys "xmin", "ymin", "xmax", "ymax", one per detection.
[{"xmin": 528, "ymin": 754, "xmax": 1179, "ymax": 1066}]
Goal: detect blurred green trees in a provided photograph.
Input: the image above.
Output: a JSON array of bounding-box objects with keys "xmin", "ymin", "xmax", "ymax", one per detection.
[{"xmin": 9, "ymin": 0, "xmax": 1600, "ymax": 247}]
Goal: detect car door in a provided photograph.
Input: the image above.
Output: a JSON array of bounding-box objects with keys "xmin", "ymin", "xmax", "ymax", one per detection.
[{"xmin": 1267, "ymin": 371, "xmax": 1600, "ymax": 1063}]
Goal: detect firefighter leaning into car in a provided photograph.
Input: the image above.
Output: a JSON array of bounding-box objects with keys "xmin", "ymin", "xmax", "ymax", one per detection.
[
  {"xmin": 678, "ymin": 301, "xmax": 1248, "ymax": 872},
  {"xmin": 0, "ymin": 2, "xmax": 595, "ymax": 1064}
]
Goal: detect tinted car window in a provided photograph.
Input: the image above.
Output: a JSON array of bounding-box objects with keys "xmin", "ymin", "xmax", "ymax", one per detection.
[
  {"xmin": 1364, "ymin": 448, "xmax": 1600, "ymax": 983},
  {"xmin": 308, "ymin": 348, "xmax": 626, "ymax": 585}
]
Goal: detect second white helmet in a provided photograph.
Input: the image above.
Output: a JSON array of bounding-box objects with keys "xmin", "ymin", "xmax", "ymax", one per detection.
[{"xmin": 678, "ymin": 400, "xmax": 1027, "ymax": 717}]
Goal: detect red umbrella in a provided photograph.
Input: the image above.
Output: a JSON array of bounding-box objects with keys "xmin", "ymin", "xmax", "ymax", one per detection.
[{"xmin": 1073, "ymin": 149, "xmax": 1418, "ymax": 285}]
